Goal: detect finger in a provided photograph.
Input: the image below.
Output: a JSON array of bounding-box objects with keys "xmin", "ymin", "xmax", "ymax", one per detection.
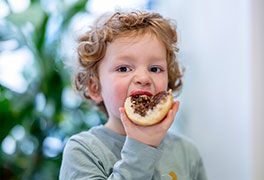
[
  {"xmin": 172, "ymin": 100, "xmax": 180, "ymax": 116},
  {"xmin": 159, "ymin": 101, "xmax": 180, "ymax": 129},
  {"xmin": 169, "ymin": 101, "xmax": 180, "ymax": 121},
  {"xmin": 161, "ymin": 109, "xmax": 175, "ymax": 129}
]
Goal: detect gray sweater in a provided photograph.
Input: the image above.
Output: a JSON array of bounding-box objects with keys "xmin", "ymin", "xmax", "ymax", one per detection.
[{"xmin": 59, "ymin": 125, "xmax": 207, "ymax": 180}]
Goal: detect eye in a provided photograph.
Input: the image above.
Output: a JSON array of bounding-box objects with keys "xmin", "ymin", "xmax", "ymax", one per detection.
[
  {"xmin": 116, "ymin": 66, "xmax": 132, "ymax": 72},
  {"xmin": 150, "ymin": 66, "xmax": 164, "ymax": 73}
]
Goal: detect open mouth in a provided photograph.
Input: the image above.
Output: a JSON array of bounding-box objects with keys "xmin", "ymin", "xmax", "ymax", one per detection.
[{"xmin": 129, "ymin": 90, "xmax": 153, "ymax": 97}]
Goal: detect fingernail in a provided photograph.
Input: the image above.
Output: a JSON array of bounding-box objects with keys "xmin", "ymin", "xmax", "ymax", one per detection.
[{"xmin": 119, "ymin": 108, "xmax": 124, "ymax": 115}]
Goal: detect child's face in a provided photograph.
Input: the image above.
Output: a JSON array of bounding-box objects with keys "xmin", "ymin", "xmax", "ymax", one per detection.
[{"xmin": 97, "ymin": 33, "xmax": 168, "ymax": 121}]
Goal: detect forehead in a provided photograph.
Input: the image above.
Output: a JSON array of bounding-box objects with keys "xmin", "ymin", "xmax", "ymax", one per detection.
[
  {"xmin": 110, "ymin": 32, "xmax": 165, "ymax": 51},
  {"xmin": 113, "ymin": 30, "xmax": 163, "ymax": 44}
]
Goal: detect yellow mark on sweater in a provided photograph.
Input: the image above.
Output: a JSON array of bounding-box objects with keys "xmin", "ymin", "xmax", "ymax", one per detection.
[{"xmin": 168, "ymin": 171, "xmax": 177, "ymax": 180}]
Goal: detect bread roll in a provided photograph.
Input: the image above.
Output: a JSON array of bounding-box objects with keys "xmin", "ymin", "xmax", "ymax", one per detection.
[{"xmin": 124, "ymin": 90, "xmax": 173, "ymax": 126}]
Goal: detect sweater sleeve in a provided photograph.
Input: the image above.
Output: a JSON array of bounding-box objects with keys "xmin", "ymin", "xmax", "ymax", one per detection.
[
  {"xmin": 194, "ymin": 158, "xmax": 207, "ymax": 180},
  {"xmin": 59, "ymin": 135, "xmax": 162, "ymax": 180},
  {"xmin": 186, "ymin": 140, "xmax": 207, "ymax": 180},
  {"xmin": 109, "ymin": 137, "xmax": 162, "ymax": 179}
]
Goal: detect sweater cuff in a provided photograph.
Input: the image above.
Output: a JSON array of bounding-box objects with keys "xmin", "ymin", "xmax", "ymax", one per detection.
[{"xmin": 122, "ymin": 137, "xmax": 163, "ymax": 166}]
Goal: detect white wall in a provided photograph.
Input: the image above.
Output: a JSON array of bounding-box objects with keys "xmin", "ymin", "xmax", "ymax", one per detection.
[
  {"xmin": 251, "ymin": 0, "xmax": 264, "ymax": 179},
  {"xmin": 154, "ymin": 0, "xmax": 253, "ymax": 180}
]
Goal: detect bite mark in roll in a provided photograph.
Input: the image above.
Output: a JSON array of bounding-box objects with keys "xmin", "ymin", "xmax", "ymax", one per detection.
[{"xmin": 124, "ymin": 90, "xmax": 174, "ymax": 126}]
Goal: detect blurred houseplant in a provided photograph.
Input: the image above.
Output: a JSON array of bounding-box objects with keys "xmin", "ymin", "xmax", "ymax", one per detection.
[{"xmin": 0, "ymin": 0, "xmax": 106, "ymax": 179}]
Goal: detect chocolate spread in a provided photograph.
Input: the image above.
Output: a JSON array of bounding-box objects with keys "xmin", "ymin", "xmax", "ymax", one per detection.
[{"xmin": 130, "ymin": 91, "xmax": 168, "ymax": 116}]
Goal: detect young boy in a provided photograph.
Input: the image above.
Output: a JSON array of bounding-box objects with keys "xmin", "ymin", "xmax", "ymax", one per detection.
[{"xmin": 60, "ymin": 10, "xmax": 207, "ymax": 180}]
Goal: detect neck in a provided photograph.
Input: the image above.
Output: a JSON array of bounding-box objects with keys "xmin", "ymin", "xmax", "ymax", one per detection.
[{"xmin": 104, "ymin": 117, "xmax": 126, "ymax": 136}]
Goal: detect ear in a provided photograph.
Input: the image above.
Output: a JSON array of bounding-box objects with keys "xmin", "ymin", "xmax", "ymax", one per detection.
[{"xmin": 87, "ymin": 76, "xmax": 103, "ymax": 104}]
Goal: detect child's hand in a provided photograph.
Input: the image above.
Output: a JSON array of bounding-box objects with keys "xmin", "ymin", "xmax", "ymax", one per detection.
[{"xmin": 119, "ymin": 101, "xmax": 180, "ymax": 147}]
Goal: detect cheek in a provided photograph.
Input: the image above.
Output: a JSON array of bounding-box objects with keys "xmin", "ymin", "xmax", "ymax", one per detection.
[
  {"xmin": 154, "ymin": 75, "xmax": 169, "ymax": 91},
  {"xmin": 101, "ymin": 79, "xmax": 128, "ymax": 110},
  {"xmin": 111, "ymin": 82, "xmax": 128, "ymax": 105}
]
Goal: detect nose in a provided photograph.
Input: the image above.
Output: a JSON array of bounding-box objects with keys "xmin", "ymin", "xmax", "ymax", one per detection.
[{"xmin": 133, "ymin": 69, "xmax": 151, "ymax": 86}]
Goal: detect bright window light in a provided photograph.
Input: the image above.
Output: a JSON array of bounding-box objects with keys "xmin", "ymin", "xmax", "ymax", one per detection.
[
  {"xmin": 0, "ymin": 47, "xmax": 34, "ymax": 93},
  {"xmin": 43, "ymin": 136, "xmax": 63, "ymax": 158},
  {"xmin": 1, "ymin": 135, "xmax": 16, "ymax": 155},
  {"xmin": 0, "ymin": 1, "xmax": 10, "ymax": 18},
  {"xmin": 11, "ymin": 125, "xmax": 26, "ymax": 141},
  {"xmin": 7, "ymin": 0, "xmax": 30, "ymax": 13}
]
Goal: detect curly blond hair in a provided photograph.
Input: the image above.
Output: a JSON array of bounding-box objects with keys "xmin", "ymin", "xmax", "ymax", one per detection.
[{"xmin": 75, "ymin": 10, "xmax": 183, "ymax": 103}]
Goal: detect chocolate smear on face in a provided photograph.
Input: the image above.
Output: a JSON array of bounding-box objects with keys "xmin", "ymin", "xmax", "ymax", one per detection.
[{"xmin": 130, "ymin": 91, "xmax": 168, "ymax": 116}]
